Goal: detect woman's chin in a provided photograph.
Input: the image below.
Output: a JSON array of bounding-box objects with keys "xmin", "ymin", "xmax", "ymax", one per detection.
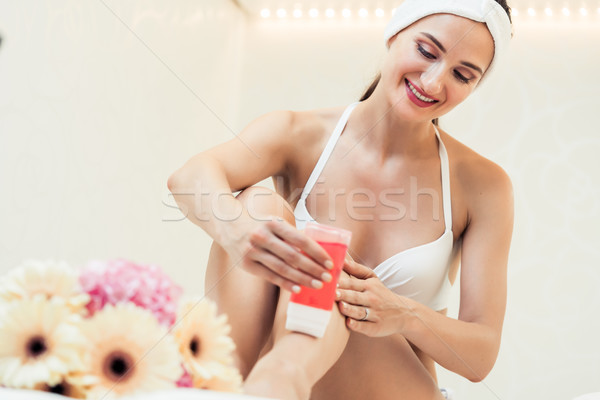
[{"xmin": 388, "ymin": 100, "xmax": 440, "ymax": 124}]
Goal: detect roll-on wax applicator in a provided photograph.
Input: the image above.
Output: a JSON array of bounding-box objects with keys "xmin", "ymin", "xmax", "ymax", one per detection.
[{"xmin": 286, "ymin": 222, "xmax": 352, "ymax": 338}]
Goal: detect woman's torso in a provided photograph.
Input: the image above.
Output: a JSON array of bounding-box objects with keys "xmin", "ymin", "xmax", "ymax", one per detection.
[
  {"xmin": 272, "ymin": 103, "xmax": 478, "ymax": 398},
  {"xmin": 276, "ymin": 103, "xmax": 467, "ymax": 270},
  {"xmin": 292, "ymin": 102, "xmax": 459, "ymax": 312}
]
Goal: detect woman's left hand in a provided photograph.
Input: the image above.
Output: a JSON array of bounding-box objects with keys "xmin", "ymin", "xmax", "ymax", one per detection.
[{"xmin": 336, "ymin": 254, "xmax": 412, "ymax": 337}]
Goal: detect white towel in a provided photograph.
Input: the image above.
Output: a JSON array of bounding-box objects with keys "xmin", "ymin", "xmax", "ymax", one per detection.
[{"xmin": 384, "ymin": 0, "xmax": 512, "ymax": 82}]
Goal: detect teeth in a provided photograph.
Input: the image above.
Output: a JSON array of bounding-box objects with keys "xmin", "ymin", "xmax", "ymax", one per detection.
[{"xmin": 407, "ymin": 80, "xmax": 436, "ymax": 103}]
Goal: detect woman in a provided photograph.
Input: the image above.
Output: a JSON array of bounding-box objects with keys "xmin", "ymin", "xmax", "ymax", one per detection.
[{"xmin": 168, "ymin": 0, "xmax": 514, "ymax": 399}]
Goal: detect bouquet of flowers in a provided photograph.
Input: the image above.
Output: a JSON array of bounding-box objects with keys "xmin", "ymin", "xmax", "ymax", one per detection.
[{"xmin": 0, "ymin": 259, "xmax": 242, "ymax": 399}]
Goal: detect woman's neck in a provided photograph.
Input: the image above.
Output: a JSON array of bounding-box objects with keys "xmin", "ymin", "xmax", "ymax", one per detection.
[{"xmin": 351, "ymin": 92, "xmax": 438, "ymax": 163}]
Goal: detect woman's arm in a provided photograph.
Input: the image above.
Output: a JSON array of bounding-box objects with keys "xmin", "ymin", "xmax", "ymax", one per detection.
[
  {"xmin": 168, "ymin": 110, "xmax": 292, "ymax": 244},
  {"xmin": 167, "ymin": 110, "xmax": 333, "ymax": 291},
  {"xmin": 337, "ymin": 163, "xmax": 514, "ymax": 382},
  {"xmin": 402, "ymin": 165, "xmax": 513, "ymax": 381}
]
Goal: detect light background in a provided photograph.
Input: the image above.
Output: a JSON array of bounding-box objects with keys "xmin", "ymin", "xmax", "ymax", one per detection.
[{"xmin": 0, "ymin": 1, "xmax": 599, "ymax": 399}]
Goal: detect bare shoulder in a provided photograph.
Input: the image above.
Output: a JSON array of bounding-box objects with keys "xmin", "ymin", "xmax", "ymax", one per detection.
[
  {"xmin": 287, "ymin": 105, "xmax": 347, "ymax": 142},
  {"xmin": 172, "ymin": 105, "xmax": 348, "ymax": 195},
  {"xmin": 255, "ymin": 105, "xmax": 345, "ymax": 144},
  {"xmin": 437, "ymin": 127, "xmax": 513, "ymax": 212},
  {"xmin": 237, "ymin": 105, "xmax": 343, "ymax": 164},
  {"xmin": 283, "ymin": 105, "xmax": 349, "ymax": 165}
]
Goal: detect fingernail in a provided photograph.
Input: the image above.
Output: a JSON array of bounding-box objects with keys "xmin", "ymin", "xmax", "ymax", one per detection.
[
  {"xmin": 292, "ymin": 285, "xmax": 301, "ymax": 293},
  {"xmin": 336, "ymin": 282, "xmax": 340, "ymax": 287},
  {"xmin": 311, "ymin": 279, "xmax": 323, "ymax": 289},
  {"xmin": 324, "ymin": 260, "xmax": 334, "ymax": 270},
  {"xmin": 321, "ymin": 272, "xmax": 332, "ymax": 282},
  {"xmin": 336, "ymin": 290, "xmax": 341, "ymax": 299}
]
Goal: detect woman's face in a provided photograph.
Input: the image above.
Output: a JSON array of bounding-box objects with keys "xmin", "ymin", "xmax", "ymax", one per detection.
[{"xmin": 380, "ymin": 13, "xmax": 495, "ymax": 122}]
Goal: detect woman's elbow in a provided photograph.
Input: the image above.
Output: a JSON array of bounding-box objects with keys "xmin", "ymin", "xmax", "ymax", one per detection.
[
  {"xmin": 465, "ymin": 348, "xmax": 499, "ymax": 382},
  {"xmin": 167, "ymin": 171, "xmax": 181, "ymax": 192},
  {"xmin": 466, "ymin": 366, "xmax": 491, "ymax": 383},
  {"xmin": 168, "ymin": 155, "xmax": 214, "ymax": 192},
  {"xmin": 461, "ymin": 326, "xmax": 502, "ymax": 382},
  {"xmin": 167, "ymin": 168, "xmax": 190, "ymax": 193}
]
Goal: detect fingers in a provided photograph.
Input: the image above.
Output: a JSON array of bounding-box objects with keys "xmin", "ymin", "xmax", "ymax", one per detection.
[
  {"xmin": 255, "ymin": 230, "xmax": 331, "ymax": 282},
  {"xmin": 343, "ymin": 256, "xmax": 377, "ymax": 280},
  {"xmin": 336, "ymin": 283, "xmax": 367, "ymax": 302},
  {"xmin": 337, "ymin": 301, "xmax": 372, "ymax": 322},
  {"xmin": 337, "ymin": 302, "xmax": 375, "ymax": 336},
  {"xmin": 337, "ymin": 274, "xmax": 365, "ymax": 292},
  {"xmin": 246, "ymin": 219, "xmax": 333, "ymax": 290},
  {"xmin": 345, "ymin": 318, "xmax": 373, "ymax": 335},
  {"xmin": 335, "ymin": 287, "xmax": 366, "ymax": 307},
  {"xmin": 267, "ymin": 220, "xmax": 334, "ymax": 270},
  {"xmin": 248, "ymin": 246, "xmax": 324, "ymax": 290}
]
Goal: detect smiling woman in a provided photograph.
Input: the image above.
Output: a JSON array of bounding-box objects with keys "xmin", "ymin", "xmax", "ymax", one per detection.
[
  {"xmin": 168, "ymin": 0, "xmax": 514, "ymax": 399},
  {"xmin": 376, "ymin": 14, "xmax": 496, "ymax": 126},
  {"xmin": 361, "ymin": 0, "xmax": 512, "ymax": 126}
]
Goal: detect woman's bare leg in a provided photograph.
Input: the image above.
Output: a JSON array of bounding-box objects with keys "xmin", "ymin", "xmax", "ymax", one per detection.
[
  {"xmin": 204, "ymin": 186, "xmax": 295, "ymax": 378},
  {"xmin": 244, "ymin": 280, "xmax": 351, "ymax": 400},
  {"xmin": 244, "ymin": 292, "xmax": 446, "ymax": 400}
]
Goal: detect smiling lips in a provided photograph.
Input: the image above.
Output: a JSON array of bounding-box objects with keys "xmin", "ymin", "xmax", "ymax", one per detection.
[{"xmin": 405, "ymin": 79, "xmax": 439, "ymax": 108}]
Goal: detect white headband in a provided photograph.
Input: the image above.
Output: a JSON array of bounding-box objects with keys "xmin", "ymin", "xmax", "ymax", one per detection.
[{"xmin": 384, "ymin": 0, "xmax": 512, "ymax": 81}]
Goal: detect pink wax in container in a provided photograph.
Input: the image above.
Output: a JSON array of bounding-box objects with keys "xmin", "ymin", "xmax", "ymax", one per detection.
[{"xmin": 286, "ymin": 222, "xmax": 352, "ymax": 338}]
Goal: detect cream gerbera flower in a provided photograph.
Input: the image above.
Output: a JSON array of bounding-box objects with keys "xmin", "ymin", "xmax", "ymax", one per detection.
[
  {"xmin": 172, "ymin": 297, "xmax": 237, "ymax": 383},
  {"xmin": 34, "ymin": 378, "xmax": 87, "ymax": 399},
  {"xmin": 0, "ymin": 296, "xmax": 87, "ymax": 389},
  {"xmin": 0, "ymin": 260, "xmax": 89, "ymax": 313},
  {"xmin": 80, "ymin": 303, "xmax": 182, "ymax": 399},
  {"xmin": 195, "ymin": 364, "xmax": 243, "ymax": 393}
]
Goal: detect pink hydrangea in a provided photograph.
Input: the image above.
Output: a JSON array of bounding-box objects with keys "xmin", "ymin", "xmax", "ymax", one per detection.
[{"xmin": 79, "ymin": 258, "xmax": 183, "ymax": 326}]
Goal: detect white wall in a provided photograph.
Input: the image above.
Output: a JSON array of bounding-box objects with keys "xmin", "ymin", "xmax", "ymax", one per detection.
[
  {"xmin": 0, "ymin": 0, "xmax": 245, "ymax": 292},
  {"xmin": 1, "ymin": 3, "xmax": 599, "ymax": 399}
]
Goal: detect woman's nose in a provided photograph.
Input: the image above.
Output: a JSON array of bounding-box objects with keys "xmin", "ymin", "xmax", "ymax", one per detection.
[{"xmin": 421, "ymin": 65, "xmax": 443, "ymax": 95}]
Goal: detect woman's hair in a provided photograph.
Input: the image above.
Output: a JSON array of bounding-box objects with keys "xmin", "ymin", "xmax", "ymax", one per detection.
[{"xmin": 359, "ymin": 0, "xmax": 512, "ymax": 127}]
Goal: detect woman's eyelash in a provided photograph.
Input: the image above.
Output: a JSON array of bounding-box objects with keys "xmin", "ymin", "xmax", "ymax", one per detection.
[
  {"xmin": 417, "ymin": 44, "xmax": 435, "ymax": 59},
  {"xmin": 454, "ymin": 71, "xmax": 470, "ymax": 84},
  {"xmin": 418, "ymin": 43, "xmax": 472, "ymax": 84}
]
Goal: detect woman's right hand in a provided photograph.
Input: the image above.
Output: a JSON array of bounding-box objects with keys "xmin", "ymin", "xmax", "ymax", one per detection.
[{"xmin": 226, "ymin": 218, "xmax": 335, "ymax": 293}]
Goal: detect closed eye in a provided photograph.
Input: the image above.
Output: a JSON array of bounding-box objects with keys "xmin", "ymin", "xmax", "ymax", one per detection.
[
  {"xmin": 419, "ymin": 42, "xmax": 473, "ymax": 84},
  {"xmin": 417, "ymin": 44, "xmax": 435, "ymax": 60},
  {"xmin": 454, "ymin": 70, "xmax": 470, "ymax": 84}
]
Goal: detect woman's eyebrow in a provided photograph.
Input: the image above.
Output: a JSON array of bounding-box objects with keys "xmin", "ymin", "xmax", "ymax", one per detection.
[
  {"xmin": 419, "ymin": 32, "xmax": 484, "ymax": 75},
  {"xmin": 421, "ymin": 32, "xmax": 447, "ymax": 52}
]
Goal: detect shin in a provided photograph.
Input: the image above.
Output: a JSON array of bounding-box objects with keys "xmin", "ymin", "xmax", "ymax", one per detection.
[
  {"xmin": 244, "ymin": 289, "xmax": 350, "ymax": 400},
  {"xmin": 204, "ymin": 186, "xmax": 296, "ymax": 378}
]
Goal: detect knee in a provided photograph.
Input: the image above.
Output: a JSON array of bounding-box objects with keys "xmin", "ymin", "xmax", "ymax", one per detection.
[
  {"xmin": 270, "ymin": 356, "xmax": 311, "ymax": 390},
  {"xmin": 236, "ymin": 186, "xmax": 295, "ymax": 226},
  {"xmin": 246, "ymin": 355, "xmax": 311, "ymax": 399},
  {"xmin": 275, "ymin": 358, "xmax": 311, "ymax": 399}
]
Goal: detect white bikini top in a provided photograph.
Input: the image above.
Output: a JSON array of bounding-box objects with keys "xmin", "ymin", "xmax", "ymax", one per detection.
[{"xmin": 293, "ymin": 102, "xmax": 454, "ymax": 311}]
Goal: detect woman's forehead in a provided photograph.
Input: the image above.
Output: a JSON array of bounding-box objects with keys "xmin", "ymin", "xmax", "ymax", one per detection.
[{"xmin": 406, "ymin": 14, "xmax": 495, "ymax": 65}]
